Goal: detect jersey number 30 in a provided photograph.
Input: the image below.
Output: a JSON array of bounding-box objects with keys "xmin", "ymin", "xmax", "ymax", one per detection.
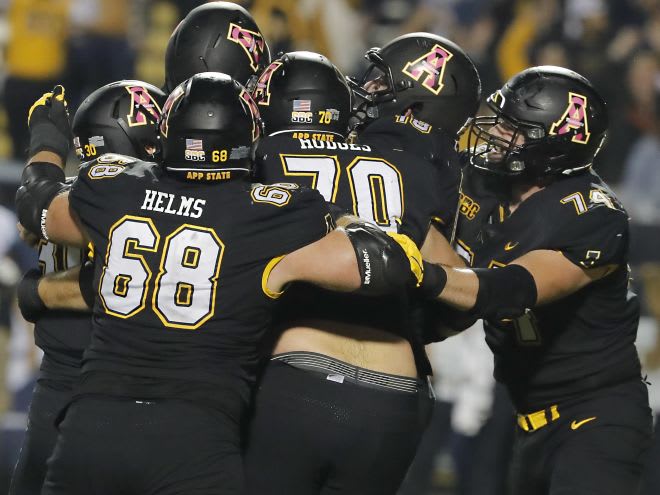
[{"xmin": 99, "ymin": 215, "xmax": 223, "ymax": 330}]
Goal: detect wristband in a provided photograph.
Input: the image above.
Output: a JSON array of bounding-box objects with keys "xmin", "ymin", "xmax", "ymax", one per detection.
[{"xmin": 17, "ymin": 269, "xmax": 47, "ymax": 323}]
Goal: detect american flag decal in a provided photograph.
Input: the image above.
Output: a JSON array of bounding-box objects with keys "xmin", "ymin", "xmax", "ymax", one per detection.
[
  {"xmin": 293, "ymin": 99, "xmax": 311, "ymax": 111},
  {"xmin": 185, "ymin": 139, "xmax": 203, "ymax": 150}
]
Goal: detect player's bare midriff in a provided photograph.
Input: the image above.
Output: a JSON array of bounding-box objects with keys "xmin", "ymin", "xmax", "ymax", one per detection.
[{"xmin": 272, "ymin": 322, "xmax": 418, "ymax": 378}]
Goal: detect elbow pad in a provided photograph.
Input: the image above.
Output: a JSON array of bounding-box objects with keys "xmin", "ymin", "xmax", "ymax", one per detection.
[
  {"xmin": 472, "ymin": 264, "xmax": 537, "ymax": 321},
  {"xmin": 344, "ymin": 222, "xmax": 422, "ymax": 296},
  {"xmin": 16, "ymin": 163, "xmax": 68, "ymax": 240}
]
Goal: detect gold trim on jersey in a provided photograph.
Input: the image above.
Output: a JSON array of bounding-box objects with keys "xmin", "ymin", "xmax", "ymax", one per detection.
[{"xmin": 262, "ymin": 255, "xmax": 286, "ymax": 299}]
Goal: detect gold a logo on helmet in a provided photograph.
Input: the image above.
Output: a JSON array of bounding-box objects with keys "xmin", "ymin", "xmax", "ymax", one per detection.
[
  {"xmin": 549, "ymin": 92, "xmax": 591, "ymax": 144},
  {"xmin": 402, "ymin": 44, "xmax": 453, "ymax": 95},
  {"xmin": 253, "ymin": 61, "xmax": 283, "ymax": 106},
  {"xmin": 227, "ymin": 23, "xmax": 266, "ymax": 73}
]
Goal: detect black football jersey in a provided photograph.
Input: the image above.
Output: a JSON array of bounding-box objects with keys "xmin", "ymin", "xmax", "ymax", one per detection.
[
  {"xmin": 35, "ymin": 238, "xmax": 89, "ymax": 383},
  {"xmin": 456, "ymin": 167, "xmax": 641, "ymax": 412},
  {"xmin": 68, "ymin": 154, "xmax": 331, "ymax": 416},
  {"xmin": 254, "ymin": 125, "xmax": 460, "ymax": 374}
]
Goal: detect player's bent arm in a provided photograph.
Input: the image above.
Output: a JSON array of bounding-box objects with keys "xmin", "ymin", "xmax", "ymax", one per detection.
[
  {"xmin": 46, "ymin": 192, "xmax": 87, "ymax": 246},
  {"xmin": 510, "ymin": 250, "xmax": 616, "ymax": 304},
  {"xmin": 16, "ymin": 151, "xmax": 86, "ymax": 246},
  {"xmin": 268, "ymin": 229, "xmax": 361, "ymax": 294},
  {"xmin": 17, "ymin": 264, "xmax": 91, "ymax": 322},
  {"xmin": 421, "ymin": 224, "xmax": 466, "ymax": 267},
  {"xmin": 37, "ymin": 265, "xmax": 90, "ymax": 311},
  {"xmin": 421, "ymin": 249, "xmax": 617, "ymax": 320},
  {"xmin": 266, "ymin": 224, "xmax": 423, "ymax": 296}
]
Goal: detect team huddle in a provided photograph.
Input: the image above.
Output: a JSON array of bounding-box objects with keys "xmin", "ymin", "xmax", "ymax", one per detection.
[{"xmin": 9, "ymin": 2, "xmax": 653, "ymax": 495}]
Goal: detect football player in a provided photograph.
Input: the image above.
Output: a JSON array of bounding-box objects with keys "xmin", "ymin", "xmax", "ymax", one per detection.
[
  {"xmin": 164, "ymin": 1, "xmax": 270, "ymax": 92},
  {"xmin": 352, "ymin": 33, "xmax": 484, "ymax": 341},
  {"xmin": 16, "ymin": 74, "xmax": 421, "ymax": 494},
  {"xmin": 420, "ymin": 66, "xmax": 653, "ymax": 495},
  {"xmin": 9, "ymin": 79, "xmax": 165, "ymax": 495},
  {"xmin": 243, "ymin": 49, "xmax": 478, "ymax": 495}
]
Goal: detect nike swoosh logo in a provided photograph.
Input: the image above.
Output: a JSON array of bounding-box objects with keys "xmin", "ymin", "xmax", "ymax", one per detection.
[
  {"xmin": 504, "ymin": 241, "xmax": 519, "ymax": 251},
  {"xmin": 570, "ymin": 417, "xmax": 597, "ymax": 430}
]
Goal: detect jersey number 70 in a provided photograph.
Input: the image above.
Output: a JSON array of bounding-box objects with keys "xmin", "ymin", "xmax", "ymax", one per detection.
[{"xmin": 280, "ymin": 154, "xmax": 404, "ymax": 232}]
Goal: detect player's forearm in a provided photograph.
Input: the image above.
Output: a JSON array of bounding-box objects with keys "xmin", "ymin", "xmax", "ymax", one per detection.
[
  {"xmin": 421, "ymin": 262, "xmax": 537, "ymax": 321},
  {"xmin": 430, "ymin": 265, "xmax": 479, "ymax": 310},
  {"xmin": 37, "ymin": 266, "xmax": 91, "ymax": 311}
]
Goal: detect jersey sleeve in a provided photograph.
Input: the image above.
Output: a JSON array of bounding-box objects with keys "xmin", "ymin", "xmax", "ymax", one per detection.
[
  {"xmin": 258, "ymin": 185, "xmax": 333, "ymax": 257},
  {"xmin": 68, "ymin": 154, "xmax": 138, "ymax": 240},
  {"xmin": 551, "ymin": 206, "xmax": 629, "ymax": 269}
]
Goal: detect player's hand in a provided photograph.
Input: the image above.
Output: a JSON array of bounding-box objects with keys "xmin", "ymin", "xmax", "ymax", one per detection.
[
  {"xmin": 345, "ymin": 222, "xmax": 423, "ymax": 295},
  {"xmin": 386, "ymin": 231, "xmax": 424, "ymax": 287},
  {"xmin": 17, "ymin": 222, "xmax": 40, "ymax": 248},
  {"xmin": 28, "ymin": 85, "xmax": 72, "ymax": 161},
  {"xmin": 16, "ymin": 268, "xmax": 47, "ymax": 323}
]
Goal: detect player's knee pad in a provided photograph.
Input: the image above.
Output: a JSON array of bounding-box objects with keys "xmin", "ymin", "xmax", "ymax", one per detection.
[
  {"xmin": 472, "ymin": 264, "xmax": 537, "ymax": 321},
  {"xmin": 15, "ymin": 163, "xmax": 68, "ymax": 240},
  {"xmin": 344, "ymin": 222, "xmax": 422, "ymax": 296}
]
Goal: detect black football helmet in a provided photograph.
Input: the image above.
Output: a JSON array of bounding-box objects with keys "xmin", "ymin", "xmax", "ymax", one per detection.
[
  {"xmin": 466, "ymin": 66, "xmax": 608, "ymax": 177},
  {"xmin": 72, "ymin": 80, "xmax": 166, "ymax": 161},
  {"xmin": 252, "ymin": 51, "xmax": 352, "ymax": 137},
  {"xmin": 159, "ymin": 72, "xmax": 261, "ymax": 181},
  {"xmin": 354, "ymin": 33, "xmax": 481, "ymax": 136},
  {"xmin": 164, "ymin": 1, "xmax": 271, "ymax": 92}
]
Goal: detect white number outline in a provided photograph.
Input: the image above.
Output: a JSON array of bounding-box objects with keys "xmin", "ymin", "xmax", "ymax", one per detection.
[
  {"xmin": 152, "ymin": 224, "xmax": 224, "ymax": 330},
  {"xmin": 99, "ymin": 216, "xmax": 160, "ymax": 319}
]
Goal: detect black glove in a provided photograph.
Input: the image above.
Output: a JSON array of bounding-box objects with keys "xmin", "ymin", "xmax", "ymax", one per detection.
[
  {"xmin": 344, "ymin": 222, "xmax": 423, "ymax": 295},
  {"xmin": 17, "ymin": 268, "xmax": 47, "ymax": 323},
  {"xmin": 28, "ymin": 85, "xmax": 72, "ymax": 160}
]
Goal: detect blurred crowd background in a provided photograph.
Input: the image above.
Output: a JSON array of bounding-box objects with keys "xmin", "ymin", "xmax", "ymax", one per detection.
[{"xmin": 0, "ymin": 0, "xmax": 657, "ymax": 494}]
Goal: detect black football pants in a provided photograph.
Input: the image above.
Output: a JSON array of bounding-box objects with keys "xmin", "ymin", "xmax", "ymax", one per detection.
[
  {"xmin": 510, "ymin": 379, "xmax": 653, "ymax": 495},
  {"xmin": 244, "ymin": 359, "xmax": 433, "ymax": 495},
  {"xmin": 42, "ymin": 396, "xmax": 244, "ymax": 495},
  {"xmin": 9, "ymin": 380, "xmax": 72, "ymax": 495}
]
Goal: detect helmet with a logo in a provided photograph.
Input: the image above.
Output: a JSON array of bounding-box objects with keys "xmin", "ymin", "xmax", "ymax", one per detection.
[
  {"xmin": 164, "ymin": 1, "xmax": 271, "ymax": 91},
  {"xmin": 159, "ymin": 72, "xmax": 261, "ymax": 181},
  {"xmin": 466, "ymin": 66, "xmax": 608, "ymax": 177},
  {"xmin": 355, "ymin": 33, "xmax": 481, "ymax": 136},
  {"xmin": 72, "ymin": 80, "xmax": 166, "ymax": 161},
  {"xmin": 252, "ymin": 51, "xmax": 352, "ymax": 138}
]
